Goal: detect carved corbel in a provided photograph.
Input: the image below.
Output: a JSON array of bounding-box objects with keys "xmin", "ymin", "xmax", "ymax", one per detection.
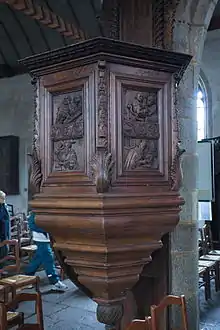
[{"xmin": 90, "ymin": 146, "xmax": 114, "ymax": 193}]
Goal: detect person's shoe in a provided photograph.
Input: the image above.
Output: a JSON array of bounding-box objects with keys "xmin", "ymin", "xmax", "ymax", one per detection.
[{"xmin": 52, "ymin": 280, "xmax": 68, "ymax": 292}]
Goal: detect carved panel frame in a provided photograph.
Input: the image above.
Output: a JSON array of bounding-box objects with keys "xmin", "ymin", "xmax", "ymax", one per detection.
[
  {"xmin": 109, "ymin": 64, "xmax": 172, "ymax": 185},
  {"xmin": 39, "ymin": 70, "xmax": 96, "ymax": 183}
]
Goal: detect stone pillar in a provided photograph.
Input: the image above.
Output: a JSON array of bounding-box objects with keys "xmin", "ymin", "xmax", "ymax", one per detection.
[{"xmin": 171, "ymin": 20, "xmax": 208, "ymax": 330}]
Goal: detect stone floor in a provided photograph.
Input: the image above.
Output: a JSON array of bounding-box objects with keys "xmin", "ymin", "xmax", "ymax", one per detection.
[
  {"xmin": 200, "ymin": 280, "xmax": 220, "ymax": 329},
  {"xmin": 17, "ymin": 271, "xmax": 105, "ymax": 330},
  {"xmin": 15, "ymin": 271, "xmax": 220, "ymax": 329}
]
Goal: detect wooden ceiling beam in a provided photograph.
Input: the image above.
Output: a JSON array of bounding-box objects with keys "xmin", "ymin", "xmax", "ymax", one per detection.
[{"xmin": 0, "ymin": 0, "xmax": 87, "ymax": 41}]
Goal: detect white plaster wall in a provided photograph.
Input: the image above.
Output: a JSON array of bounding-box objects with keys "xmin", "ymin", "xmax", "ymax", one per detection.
[
  {"xmin": 0, "ymin": 74, "xmax": 33, "ymax": 213},
  {"xmin": 201, "ymin": 30, "xmax": 220, "ymax": 137}
]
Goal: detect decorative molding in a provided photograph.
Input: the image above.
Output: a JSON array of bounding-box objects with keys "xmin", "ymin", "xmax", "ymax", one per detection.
[
  {"xmin": 0, "ymin": 0, "xmax": 86, "ymax": 41},
  {"xmin": 19, "ymin": 37, "xmax": 192, "ymax": 76},
  {"xmin": 90, "ymin": 146, "xmax": 114, "ymax": 193}
]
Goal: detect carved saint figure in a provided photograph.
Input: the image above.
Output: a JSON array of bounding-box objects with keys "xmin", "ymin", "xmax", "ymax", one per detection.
[
  {"xmin": 126, "ymin": 92, "xmax": 157, "ymax": 122},
  {"xmin": 55, "ymin": 95, "xmax": 82, "ymax": 125},
  {"xmin": 124, "ymin": 140, "xmax": 158, "ymax": 170},
  {"xmin": 54, "ymin": 141, "xmax": 79, "ymax": 171}
]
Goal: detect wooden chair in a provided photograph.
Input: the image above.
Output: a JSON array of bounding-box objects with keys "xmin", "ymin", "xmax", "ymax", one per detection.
[
  {"xmin": 0, "ymin": 240, "xmax": 39, "ymax": 297},
  {"xmin": 150, "ymin": 295, "xmax": 188, "ymax": 330},
  {"xmin": 0, "ymin": 292, "xmax": 44, "ymax": 330},
  {"xmin": 203, "ymin": 223, "xmax": 220, "ymax": 256},
  {"xmin": 199, "ymin": 227, "xmax": 220, "ymax": 292},
  {"xmin": 126, "ymin": 317, "xmax": 152, "ymax": 330},
  {"xmin": 198, "ymin": 266, "xmax": 211, "ymax": 300}
]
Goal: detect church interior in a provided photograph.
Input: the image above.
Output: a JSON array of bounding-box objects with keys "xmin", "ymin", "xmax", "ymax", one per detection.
[{"xmin": 1, "ymin": 0, "xmax": 220, "ymax": 329}]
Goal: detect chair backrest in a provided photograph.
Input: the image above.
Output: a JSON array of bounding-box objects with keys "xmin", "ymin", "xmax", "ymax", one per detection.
[
  {"xmin": 150, "ymin": 295, "xmax": 188, "ymax": 330},
  {"xmin": 0, "ymin": 292, "xmax": 44, "ymax": 330},
  {"xmin": 126, "ymin": 317, "xmax": 152, "ymax": 330},
  {"xmin": 6, "ymin": 204, "xmax": 14, "ymax": 217},
  {"xmin": 203, "ymin": 223, "xmax": 214, "ymax": 252},
  {"xmin": 0, "ymin": 240, "xmax": 20, "ymax": 276}
]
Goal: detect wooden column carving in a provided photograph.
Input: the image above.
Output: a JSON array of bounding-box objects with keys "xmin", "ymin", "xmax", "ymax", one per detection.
[
  {"xmin": 20, "ymin": 38, "xmax": 191, "ymax": 329},
  {"xmin": 152, "ymin": 0, "xmax": 181, "ymax": 50}
]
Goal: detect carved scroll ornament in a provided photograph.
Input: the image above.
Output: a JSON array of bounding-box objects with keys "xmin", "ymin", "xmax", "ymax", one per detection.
[
  {"xmin": 90, "ymin": 147, "xmax": 114, "ymax": 193},
  {"xmin": 170, "ymin": 141, "xmax": 185, "ymax": 191},
  {"xmin": 28, "ymin": 146, "xmax": 43, "ymax": 195}
]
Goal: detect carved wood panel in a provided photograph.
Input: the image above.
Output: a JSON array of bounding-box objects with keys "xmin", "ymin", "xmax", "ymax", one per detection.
[
  {"xmin": 123, "ymin": 88, "xmax": 159, "ymax": 171},
  {"xmin": 39, "ymin": 68, "xmax": 96, "ymax": 182},
  {"xmin": 51, "ymin": 91, "xmax": 84, "ymax": 172},
  {"xmin": 109, "ymin": 64, "xmax": 172, "ymax": 184}
]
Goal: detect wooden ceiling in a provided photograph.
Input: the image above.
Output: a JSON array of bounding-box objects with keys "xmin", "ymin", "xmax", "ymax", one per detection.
[{"xmin": 0, "ymin": 0, "xmax": 102, "ymax": 77}]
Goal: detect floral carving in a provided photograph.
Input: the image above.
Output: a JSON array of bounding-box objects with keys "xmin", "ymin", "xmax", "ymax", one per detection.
[
  {"xmin": 123, "ymin": 90, "xmax": 159, "ymax": 170},
  {"xmin": 90, "ymin": 147, "xmax": 114, "ymax": 193}
]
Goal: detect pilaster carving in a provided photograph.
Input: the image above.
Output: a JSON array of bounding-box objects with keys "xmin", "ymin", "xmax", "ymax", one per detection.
[
  {"xmin": 28, "ymin": 76, "xmax": 43, "ymax": 196},
  {"xmin": 152, "ymin": 0, "xmax": 165, "ymax": 49},
  {"xmin": 97, "ymin": 60, "xmax": 109, "ymax": 148},
  {"xmin": 99, "ymin": 0, "xmax": 120, "ymax": 39},
  {"xmin": 90, "ymin": 146, "xmax": 114, "ymax": 193},
  {"xmin": 97, "ymin": 303, "xmax": 124, "ymax": 330},
  {"xmin": 152, "ymin": 0, "xmax": 181, "ymax": 50}
]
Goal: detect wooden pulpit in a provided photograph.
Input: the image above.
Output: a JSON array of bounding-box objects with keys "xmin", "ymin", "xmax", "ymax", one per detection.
[{"xmin": 20, "ymin": 38, "xmax": 191, "ymax": 329}]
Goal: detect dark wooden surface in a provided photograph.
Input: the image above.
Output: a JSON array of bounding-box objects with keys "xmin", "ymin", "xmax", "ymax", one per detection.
[{"xmin": 21, "ymin": 37, "xmax": 191, "ymax": 328}]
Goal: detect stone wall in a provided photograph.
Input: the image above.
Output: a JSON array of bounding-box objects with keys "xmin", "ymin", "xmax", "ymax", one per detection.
[
  {"xmin": 0, "ymin": 74, "xmax": 33, "ymax": 213},
  {"xmin": 171, "ymin": 1, "xmax": 218, "ymax": 329},
  {"xmin": 201, "ymin": 29, "xmax": 220, "ymax": 137}
]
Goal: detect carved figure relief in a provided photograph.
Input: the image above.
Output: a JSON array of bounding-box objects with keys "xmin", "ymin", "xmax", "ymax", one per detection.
[
  {"xmin": 123, "ymin": 89, "xmax": 159, "ymax": 171},
  {"xmin": 51, "ymin": 91, "xmax": 84, "ymax": 172}
]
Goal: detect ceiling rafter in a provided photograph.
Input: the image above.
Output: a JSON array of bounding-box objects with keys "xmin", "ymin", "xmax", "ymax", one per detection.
[{"xmin": 0, "ymin": 0, "xmax": 87, "ymax": 41}]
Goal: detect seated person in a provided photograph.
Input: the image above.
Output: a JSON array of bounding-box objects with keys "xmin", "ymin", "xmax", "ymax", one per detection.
[{"xmin": 25, "ymin": 211, "xmax": 67, "ymax": 291}]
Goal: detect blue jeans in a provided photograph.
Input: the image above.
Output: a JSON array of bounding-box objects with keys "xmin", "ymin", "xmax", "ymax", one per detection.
[{"xmin": 25, "ymin": 241, "xmax": 59, "ymax": 284}]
